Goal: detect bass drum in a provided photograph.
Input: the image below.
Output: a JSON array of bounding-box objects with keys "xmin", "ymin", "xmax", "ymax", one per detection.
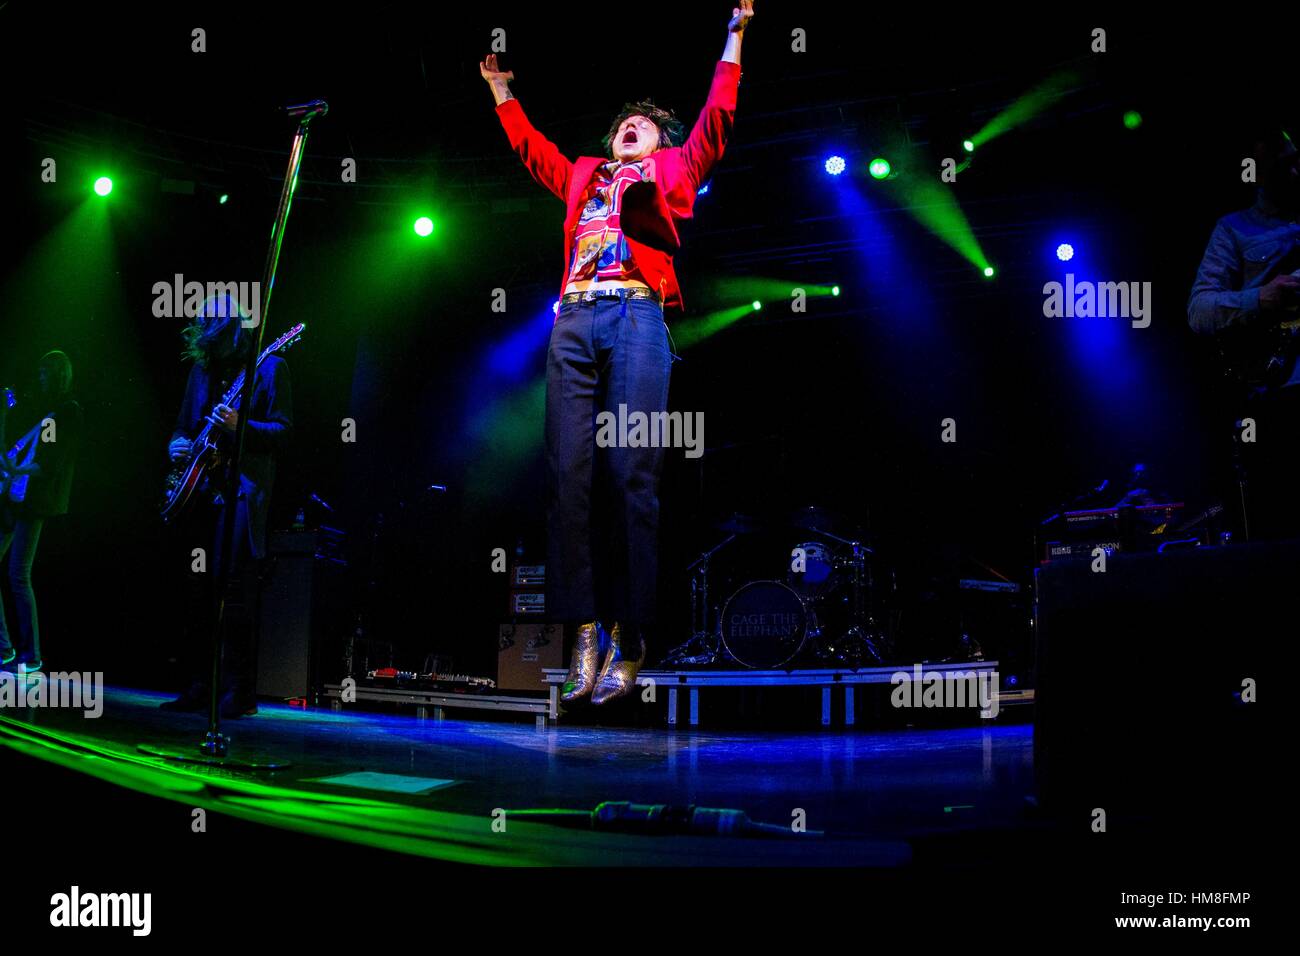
[{"xmin": 719, "ymin": 580, "xmax": 810, "ymax": 669}]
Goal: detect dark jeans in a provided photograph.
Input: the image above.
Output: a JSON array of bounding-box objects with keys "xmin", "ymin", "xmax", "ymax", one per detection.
[
  {"xmin": 173, "ymin": 494, "xmax": 262, "ymax": 694},
  {"xmin": 0, "ymin": 515, "xmax": 44, "ymax": 663},
  {"xmin": 545, "ymin": 292, "xmax": 673, "ymax": 643}
]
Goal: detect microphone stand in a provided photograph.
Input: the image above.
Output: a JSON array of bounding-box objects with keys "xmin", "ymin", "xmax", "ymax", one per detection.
[{"xmin": 142, "ymin": 101, "xmax": 326, "ymax": 767}]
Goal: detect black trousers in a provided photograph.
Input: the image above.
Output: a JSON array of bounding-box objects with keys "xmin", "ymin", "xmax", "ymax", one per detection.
[
  {"xmin": 545, "ymin": 293, "xmax": 673, "ymax": 643},
  {"xmin": 174, "ymin": 493, "xmax": 262, "ymax": 694}
]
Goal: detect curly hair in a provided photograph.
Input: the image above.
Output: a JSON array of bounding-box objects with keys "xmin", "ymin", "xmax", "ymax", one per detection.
[{"xmin": 602, "ymin": 100, "xmax": 685, "ymax": 156}]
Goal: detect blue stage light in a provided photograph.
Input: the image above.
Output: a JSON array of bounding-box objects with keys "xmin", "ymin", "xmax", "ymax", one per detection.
[
  {"xmin": 697, "ymin": 181, "xmax": 711, "ymax": 195},
  {"xmin": 1056, "ymin": 243, "xmax": 1075, "ymax": 262},
  {"xmin": 824, "ymin": 155, "xmax": 847, "ymax": 176}
]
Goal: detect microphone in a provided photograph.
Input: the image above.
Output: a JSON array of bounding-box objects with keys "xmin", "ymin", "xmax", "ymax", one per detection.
[
  {"xmin": 282, "ymin": 99, "xmax": 329, "ymax": 121},
  {"xmin": 309, "ymin": 492, "xmax": 334, "ymax": 513}
]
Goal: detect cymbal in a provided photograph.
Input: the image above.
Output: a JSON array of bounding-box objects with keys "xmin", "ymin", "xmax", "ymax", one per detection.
[
  {"xmin": 715, "ymin": 512, "xmax": 765, "ymax": 535},
  {"xmin": 789, "ymin": 505, "xmax": 849, "ymax": 535}
]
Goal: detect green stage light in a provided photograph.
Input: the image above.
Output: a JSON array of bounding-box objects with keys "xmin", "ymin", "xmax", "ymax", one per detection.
[
  {"xmin": 1123, "ymin": 110, "xmax": 1143, "ymax": 130},
  {"xmin": 962, "ymin": 140, "xmax": 975, "ymax": 153},
  {"xmin": 93, "ymin": 177, "xmax": 113, "ymax": 197},
  {"xmin": 414, "ymin": 216, "xmax": 435, "ymax": 237},
  {"xmin": 219, "ymin": 194, "xmax": 229, "ymax": 205},
  {"xmin": 983, "ymin": 266, "xmax": 995, "ymax": 278},
  {"xmin": 970, "ymin": 69, "xmax": 1080, "ymax": 149},
  {"xmin": 868, "ymin": 158, "xmax": 891, "ymax": 180},
  {"xmin": 751, "ymin": 300, "xmax": 762, "ymax": 311},
  {"xmin": 831, "ymin": 285, "xmax": 841, "ymax": 296}
]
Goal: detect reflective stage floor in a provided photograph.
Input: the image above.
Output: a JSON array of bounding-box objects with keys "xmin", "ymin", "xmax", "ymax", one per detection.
[{"xmin": 2, "ymin": 685, "xmax": 1045, "ymax": 867}]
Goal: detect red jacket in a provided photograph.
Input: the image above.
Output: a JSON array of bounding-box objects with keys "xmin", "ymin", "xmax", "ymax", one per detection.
[{"xmin": 495, "ymin": 60, "xmax": 742, "ymax": 313}]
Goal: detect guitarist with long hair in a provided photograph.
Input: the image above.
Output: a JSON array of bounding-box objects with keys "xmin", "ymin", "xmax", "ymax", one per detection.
[
  {"xmin": 0, "ymin": 350, "xmax": 83, "ymax": 673},
  {"xmin": 1188, "ymin": 122, "xmax": 1300, "ymax": 539},
  {"xmin": 160, "ymin": 295, "xmax": 293, "ymax": 717}
]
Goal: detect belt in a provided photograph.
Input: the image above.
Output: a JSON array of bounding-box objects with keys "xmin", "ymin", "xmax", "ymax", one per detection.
[{"xmin": 561, "ymin": 287, "xmax": 661, "ymax": 305}]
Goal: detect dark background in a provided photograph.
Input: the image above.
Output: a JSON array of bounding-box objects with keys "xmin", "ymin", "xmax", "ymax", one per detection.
[{"xmin": 2, "ymin": 5, "xmax": 1294, "ymax": 685}]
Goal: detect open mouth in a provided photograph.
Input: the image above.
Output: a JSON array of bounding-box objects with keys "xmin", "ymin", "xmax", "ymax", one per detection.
[{"xmin": 622, "ymin": 131, "xmax": 638, "ymax": 145}]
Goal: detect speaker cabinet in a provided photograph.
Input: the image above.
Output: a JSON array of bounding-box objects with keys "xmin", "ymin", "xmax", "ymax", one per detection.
[
  {"xmin": 257, "ymin": 530, "xmax": 348, "ymax": 700},
  {"xmin": 497, "ymin": 623, "xmax": 562, "ymax": 693},
  {"xmin": 1033, "ymin": 542, "xmax": 1276, "ymax": 824}
]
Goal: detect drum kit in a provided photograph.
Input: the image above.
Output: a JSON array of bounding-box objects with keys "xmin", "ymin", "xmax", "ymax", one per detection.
[{"xmin": 664, "ymin": 506, "xmax": 893, "ymax": 669}]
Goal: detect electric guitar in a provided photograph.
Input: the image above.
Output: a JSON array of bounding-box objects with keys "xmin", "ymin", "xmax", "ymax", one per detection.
[
  {"xmin": 0, "ymin": 424, "xmax": 40, "ymax": 505},
  {"xmin": 160, "ymin": 322, "xmax": 305, "ymax": 524},
  {"xmin": 0, "ymin": 386, "xmax": 46, "ymax": 506},
  {"xmin": 1218, "ymin": 264, "xmax": 1300, "ymax": 392}
]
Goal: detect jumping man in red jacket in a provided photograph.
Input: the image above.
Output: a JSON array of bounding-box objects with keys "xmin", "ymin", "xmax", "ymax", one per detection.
[{"xmin": 482, "ymin": 1, "xmax": 753, "ymax": 704}]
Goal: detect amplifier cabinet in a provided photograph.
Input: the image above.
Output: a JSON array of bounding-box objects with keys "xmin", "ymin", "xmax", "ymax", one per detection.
[
  {"xmin": 497, "ymin": 623, "xmax": 562, "ymax": 693},
  {"xmin": 1034, "ymin": 542, "xmax": 1276, "ymax": 826},
  {"xmin": 258, "ymin": 530, "xmax": 349, "ymax": 701}
]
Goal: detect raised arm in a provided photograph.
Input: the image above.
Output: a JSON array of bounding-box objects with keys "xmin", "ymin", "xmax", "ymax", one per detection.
[
  {"xmin": 722, "ymin": 0, "xmax": 754, "ymax": 65},
  {"xmin": 481, "ymin": 53, "xmax": 573, "ymax": 202},
  {"xmin": 681, "ymin": 2, "xmax": 754, "ymax": 190}
]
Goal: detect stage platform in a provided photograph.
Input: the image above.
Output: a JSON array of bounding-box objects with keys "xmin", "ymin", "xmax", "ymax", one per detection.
[
  {"xmin": 543, "ymin": 661, "xmax": 1009, "ymax": 727},
  {"xmin": 323, "ymin": 661, "xmax": 1014, "ymax": 729},
  {"xmin": 322, "ymin": 683, "xmax": 552, "ymax": 729},
  {"xmin": 0, "ymin": 684, "xmax": 1041, "ymax": 867}
]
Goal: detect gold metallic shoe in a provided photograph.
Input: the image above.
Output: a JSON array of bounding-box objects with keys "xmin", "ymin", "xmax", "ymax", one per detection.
[
  {"xmin": 591, "ymin": 624, "xmax": 646, "ymax": 705},
  {"xmin": 560, "ymin": 622, "xmax": 602, "ymax": 702}
]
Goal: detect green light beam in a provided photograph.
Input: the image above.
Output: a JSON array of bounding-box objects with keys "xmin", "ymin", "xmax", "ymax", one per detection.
[{"xmin": 970, "ymin": 69, "xmax": 1081, "ymax": 149}]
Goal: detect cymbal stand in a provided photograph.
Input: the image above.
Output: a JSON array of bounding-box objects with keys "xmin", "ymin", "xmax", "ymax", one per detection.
[
  {"xmin": 811, "ymin": 531, "xmax": 887, "ymax": 666},
  {"xmin": 662, "ymin": 534, "xmax": 735, "ymax": 665}
]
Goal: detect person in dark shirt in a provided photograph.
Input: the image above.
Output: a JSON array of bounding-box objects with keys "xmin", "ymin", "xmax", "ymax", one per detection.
[
  {"xmin": 160, "ymin": 296, "xmax": 293, "ymax": 717},
  {"xmin": 1188, "ymin": 124, "xmax": 1300, "ymax": 538},
  {"xmin": 0, "ymin": 350, "xmax": 83, "ymax": 673}
]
